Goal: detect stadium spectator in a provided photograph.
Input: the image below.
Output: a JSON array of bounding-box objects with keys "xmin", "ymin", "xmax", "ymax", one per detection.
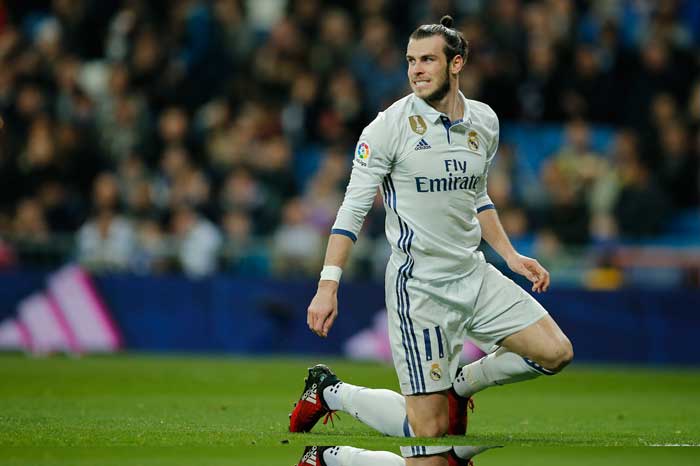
[
  {"xmin": 214, "ymin": 0, "xmax": 255, "ymax": 74},
  {"xmin": 156, "ymin": 106, "xmax": 193, "ymax": 158},
  {"xmin": 613, "ymin": 145, "xmax": 671, "ymax": 239},
  {"xmin": 170, "ymin": 204, "xmax": 222, "ymax": 277},
  {"xmin": 271, "ymin": 197, "xmax": 322, "ymax": 276},
  {"xmin": 545, "ymin": 119, "xmax": 609, "ymax": 204},
  {"xmin": 518, "ymin": 38, "xmax": 562, "ymax": 121},
  {"xmin": 77, "ymin": 172, "xmax": 135, "ymax": 271},
  {"xmin": 219, "ymin": 167, "xmax": 279, "ymax": 234},
  {"xmin": 281, "ymin": 72, "xmax": 321, "ymax": 148},
  {"xmin": 351, "ymin": 17, "xmax": 407, "ymax": 114},
  {"xmin": 221, "ymin": 209, "xmax": 269, "ymax": 276},
  {"xmin": 12, "ymin": 198, "xmax": 51, "ymax": 244},
  {"xmin": 656, "ymin": 120, "xmax": 699, "ymax": 208},
  {"xmin": 539, "ymin": 119, "xmax": 608, "ymax": 245},
  {"xmin": 132, "ymin": 217, "xmax": 169, "ymax": 274},
  {"xmin": 560, "ymin": 43, "xmax": 617, "ymax": 122},
  {"xmin": 308, "ymin": 8, "xmax": 355, "ymax": 77}
]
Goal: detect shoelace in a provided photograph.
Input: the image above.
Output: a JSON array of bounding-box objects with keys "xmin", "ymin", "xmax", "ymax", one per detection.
[
  {"xmin": 467, "ymin": 397, "xmax": 475, "ymax": 413},
  {"xmin": 322, "ymin": 410, "xmax": 339, "ymax": 427}
]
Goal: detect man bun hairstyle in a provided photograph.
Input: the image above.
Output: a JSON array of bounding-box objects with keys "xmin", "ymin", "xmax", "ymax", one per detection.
[
  {"xmin": 410, "ymin": 15, "xmax": 469, "ymax": 63},
  {"xmin": 440, "ymin": 15, "xmax": 454, "ymax": 28}
]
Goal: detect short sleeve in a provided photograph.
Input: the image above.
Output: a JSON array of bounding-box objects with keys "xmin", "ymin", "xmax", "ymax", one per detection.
[
  {"xmin": 331, "ymin": 113, "xmax": 395, "ymax": 241},
  {"xmin": 475, "ymin": 111, "xmax": 499, "ymax": 212}
]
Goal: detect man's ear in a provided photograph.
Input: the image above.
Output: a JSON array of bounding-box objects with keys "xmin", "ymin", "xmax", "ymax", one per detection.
[{"xmin": 451, "ymin": 54, "xmax": 465, "ymax": 74}]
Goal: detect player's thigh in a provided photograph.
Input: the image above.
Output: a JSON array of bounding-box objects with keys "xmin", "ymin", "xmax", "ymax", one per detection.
[
  {"xmin": 405, "ymin": 391, "xmax": 449, "ymax": 437},
  {"xmin": 500, "ymin": 313, "xmax": 573, "ymax": 371},
  {"xmin": 468, "ymin": 263, "xmax": 549, "ymax": 352},
  {"xmin": 385, "ymin": 267, "xmax": 463, "ymax": 396}
]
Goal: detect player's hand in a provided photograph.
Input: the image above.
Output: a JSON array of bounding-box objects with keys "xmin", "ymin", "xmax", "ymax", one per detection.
[
  {"xmin": 506, "ymin": 253, "xmax": 550, "ymax": 293},
  {"xmin": 307, "ymin": 281, "xmax": 339, "ymax": 338}
]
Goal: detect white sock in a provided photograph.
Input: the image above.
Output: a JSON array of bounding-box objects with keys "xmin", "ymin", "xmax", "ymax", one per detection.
[
  {"xmin": 453, "ymin": 347, "xmax": 554, "ymax": 398},
  {"xmin": 452, "ymin": 445, "xmax": 503, "ymax": 460},
  {"xmin": 323, "ymin": 382, "xmax": 413, "ymax": 437},
  {"xmin": 324, "ymin": 447, "xmax": 405, "ymax": 466}
]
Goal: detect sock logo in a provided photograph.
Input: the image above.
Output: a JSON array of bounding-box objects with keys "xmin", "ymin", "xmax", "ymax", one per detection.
[{"xmin": 464, "ymin": 366, "xmax": 479, "ymax": 386}]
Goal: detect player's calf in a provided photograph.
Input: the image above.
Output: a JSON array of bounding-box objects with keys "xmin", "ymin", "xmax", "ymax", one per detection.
[
  {"xmin": 406, "ymin": 392, "xmax": 449, "ymax": 437},
  {"xmin": 411, "ymin": 417, "xmax": 448, "ymax": 438},
  {"xmin": 405, "ymin": 455, "xmax": 449, "ymax": 466},
  {"xmin": 451, "ymin": 343, "xmax": 571, "ymax": 404}
]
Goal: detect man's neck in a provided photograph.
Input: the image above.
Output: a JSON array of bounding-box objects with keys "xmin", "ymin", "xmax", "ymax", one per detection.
[{"xmin": 427, "ymin": 85, "xmax": 463, "ymax": 122}]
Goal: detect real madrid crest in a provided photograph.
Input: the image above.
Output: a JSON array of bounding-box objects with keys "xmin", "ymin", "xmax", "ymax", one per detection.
[
  {"xmin": 430, "ymin": 363, "xmax": 442, "ymax": 381},
  {"xmin": 409, "ymin": 115, "xmax": 427, "ymax": 135},
  {"xmin": 467, "ymin": 131, "xmax": 479, "ymax": 151}
]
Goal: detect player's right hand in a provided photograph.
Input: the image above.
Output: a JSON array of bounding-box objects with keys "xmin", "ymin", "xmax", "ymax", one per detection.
[
  {"xmin": 506, "ymin": 253, "xmax": 550, "ymax": 293},
  {"xmin": 307, "ymin": 283, "xmax": 338, "ymax": 338}
]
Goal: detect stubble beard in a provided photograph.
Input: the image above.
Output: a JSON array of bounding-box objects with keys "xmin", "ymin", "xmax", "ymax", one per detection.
[{"xmin": 424, "ymin": 65, "xmax": 451, "ymax": 104}]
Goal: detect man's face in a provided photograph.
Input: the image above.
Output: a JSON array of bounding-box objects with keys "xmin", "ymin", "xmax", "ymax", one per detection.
[{"xmin": 406, "ymin": 36, "xmax": 451, "ymax": 102}]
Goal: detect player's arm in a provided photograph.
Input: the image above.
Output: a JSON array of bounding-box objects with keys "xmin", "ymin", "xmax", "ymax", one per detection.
[
  {"xmin": 307, "ymin": 114, "xmax": 394, "ymax": 338},
  {"xmin": 307, "ymin": 234, "xmax": 354, "ymax": 338},
  {"xmin": 475, "ymin": 110, "xmax": 549, "ymax": 293},
  {"xmin": 477, "ymin": 208, "xmax": 549, "ymax": 293}
]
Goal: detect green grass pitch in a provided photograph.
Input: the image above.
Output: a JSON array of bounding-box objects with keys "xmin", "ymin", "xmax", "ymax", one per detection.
[{"xmin": 1, "ymin": 353, "xmax": 699, "ymax": 465}]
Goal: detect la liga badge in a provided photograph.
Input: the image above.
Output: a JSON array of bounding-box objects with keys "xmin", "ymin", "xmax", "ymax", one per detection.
[{"xmin": 355, "ymin": 141, "xmax": 370, "ymax": 166}]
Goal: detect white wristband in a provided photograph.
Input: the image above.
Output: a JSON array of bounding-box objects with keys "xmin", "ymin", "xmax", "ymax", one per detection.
[{"xmin": 320, "ymin": 265, "xmax": 343, "ymax": 283}]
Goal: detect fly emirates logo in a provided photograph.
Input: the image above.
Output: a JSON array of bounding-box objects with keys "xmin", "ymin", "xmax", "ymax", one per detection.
[{"xmin": 415, "ymin": 159, "xmax": 481, "ymax": 193}]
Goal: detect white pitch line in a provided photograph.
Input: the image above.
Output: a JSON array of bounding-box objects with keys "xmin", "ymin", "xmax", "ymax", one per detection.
[{"xmin": 647, "ymin": 444, "xmax": 700, "ymax": 447}]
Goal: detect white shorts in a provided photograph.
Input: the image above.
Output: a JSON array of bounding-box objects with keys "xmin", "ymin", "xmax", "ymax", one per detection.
[{"xmin": 385, "ymin": 261, "xmax": 548, "ymax": 395}]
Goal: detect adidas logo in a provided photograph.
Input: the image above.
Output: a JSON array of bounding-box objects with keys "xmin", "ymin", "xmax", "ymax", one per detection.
[
  {"xmin": 302, "ymin": 383, "xmax": 318, "ymax": 404},
  {"xmin": 414, "ymin": 138, "xmax": 431, "ymax": 150},
  {"xmin": 302, "ymin": 447, "xmax": 318, "ymax": 465}
]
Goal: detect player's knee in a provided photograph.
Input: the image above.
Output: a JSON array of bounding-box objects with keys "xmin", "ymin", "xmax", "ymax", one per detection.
[
  {"xmin": 540, "ymin": 337, "xmax": 574, "ymax": 373},
  {"xmin": 409, "ymin": 412, "xmax": 448, "ymax": 438}
]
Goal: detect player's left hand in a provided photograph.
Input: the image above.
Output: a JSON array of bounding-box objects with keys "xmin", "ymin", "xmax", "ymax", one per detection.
[{"xmin": 506, "ymin": 253, "xmax": 550, "ymax": 293}]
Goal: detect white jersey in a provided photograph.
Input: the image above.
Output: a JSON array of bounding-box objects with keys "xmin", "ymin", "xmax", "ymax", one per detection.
[{"xmin": 332, "ymin": 91, "xmax": 499, "ymax": 283}]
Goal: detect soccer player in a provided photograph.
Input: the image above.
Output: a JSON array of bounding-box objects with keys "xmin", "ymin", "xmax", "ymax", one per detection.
[{"xmin": 290, "ymin": 14, "xmax": 574, "ymax": 455}]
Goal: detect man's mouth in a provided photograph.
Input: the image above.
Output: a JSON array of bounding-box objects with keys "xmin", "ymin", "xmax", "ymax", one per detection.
[{"xmin": 413, "ymin": 79, "xmax": 430, "ymax": 89}]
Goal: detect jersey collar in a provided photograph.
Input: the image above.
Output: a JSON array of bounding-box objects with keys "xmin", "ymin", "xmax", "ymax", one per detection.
[{"xmin": 412, "ymin": 91, "xmax": 472, "ymax": 126}]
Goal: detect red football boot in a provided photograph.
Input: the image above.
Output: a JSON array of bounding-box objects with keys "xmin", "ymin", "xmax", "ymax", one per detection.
[
  {"xmin": 296, "ymin": 446, "xmax": 329, "ymax": 466},
  {"xmin": 447, "ymin": 387, "xmax": 474, "ymax": 435},
  {"xmin": 289, "ymin": 364, "xmax": 340, "ymax": 433},
  {"xmin": 448, "ymin": 450, "xmax": 474, "ymax": 466},
  {"xmin": 448, "ymin": 446, "xmax": 503, "ymax": 465}
]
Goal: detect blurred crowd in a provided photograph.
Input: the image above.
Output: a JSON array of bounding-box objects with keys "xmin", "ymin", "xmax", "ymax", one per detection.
[{"xmin": 0, "ymin": 0, "xmax": 698, "ymax": 279}]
